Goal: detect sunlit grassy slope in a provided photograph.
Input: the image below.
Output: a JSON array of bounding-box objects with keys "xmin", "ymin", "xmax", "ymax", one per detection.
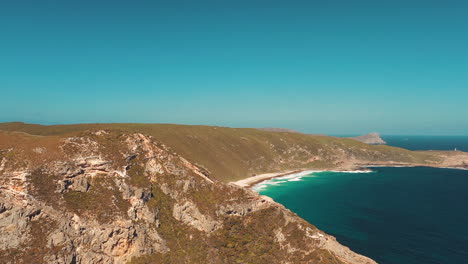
[{"xmin": 0, "ymin": 122, "xmax": 439, "ymax": 182}]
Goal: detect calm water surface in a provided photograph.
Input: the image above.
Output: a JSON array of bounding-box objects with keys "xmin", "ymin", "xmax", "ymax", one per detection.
[
  {"xmin": 256, "ymin": 167, "xmax": 468, "ymax": 264},
  {"xmin": 382, "ymin": 135, "xmax": 468, "ymax": 152}
]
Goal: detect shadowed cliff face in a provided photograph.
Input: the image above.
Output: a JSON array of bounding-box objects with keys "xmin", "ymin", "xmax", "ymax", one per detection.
[{"xmin": 0, "ymin": 130, "xmax": 376, "ymax": 264}]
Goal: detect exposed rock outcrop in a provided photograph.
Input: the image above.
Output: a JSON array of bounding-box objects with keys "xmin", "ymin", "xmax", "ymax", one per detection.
[
  {"xmin": 350, "ymin": 132, "xmax": 386, "ymax": 145},
  {"xmin": 0, "ymin": 130, "xmax": 376, "ymax": 263}
]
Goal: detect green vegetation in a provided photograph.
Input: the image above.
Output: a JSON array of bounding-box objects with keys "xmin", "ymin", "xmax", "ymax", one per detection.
[
  {"xmin": 130, "ymin": 184, "xmax": 212, "ymax": 264},
  {"xmin": 127, "ymin": 163, "xmax": 148, "ymax": 188},
  {"xmin": 211, "ymin": 208, "xmax": 283, "ymax": 263},
  {"xmin": 63, "ymin": 177, "xmax": 130, "ymax": 223},
  {"xmin": 27, "ymin": 169, "xmax": 62, "ymax": 207}
]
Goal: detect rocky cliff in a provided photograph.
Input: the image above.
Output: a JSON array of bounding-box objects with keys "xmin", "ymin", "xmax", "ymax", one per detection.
[
  {"xmin": 349, "ymin": 133, "xmax": 386, "ymax": 145},
  {"xmin": 0, "ymin": 130, "xmax": 375, "ymax": 264}
]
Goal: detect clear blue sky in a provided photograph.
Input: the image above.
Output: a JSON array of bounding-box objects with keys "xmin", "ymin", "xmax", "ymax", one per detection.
[{"xmin": 1, "ymin": 0, "xmax": 467, "ymax": 135}]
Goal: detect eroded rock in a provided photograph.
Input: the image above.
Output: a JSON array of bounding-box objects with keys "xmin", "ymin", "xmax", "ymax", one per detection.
[{"xmin": 0, "ymin": 130, "xmax": 376, "ymax": 264}]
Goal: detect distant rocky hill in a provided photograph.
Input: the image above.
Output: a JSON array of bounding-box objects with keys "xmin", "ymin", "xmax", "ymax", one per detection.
[{"xmin": 349, "ymin": 133, "xmax": 387, "ymax": 145}]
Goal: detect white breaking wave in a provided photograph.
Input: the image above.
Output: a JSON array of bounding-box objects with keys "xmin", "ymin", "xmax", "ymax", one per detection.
[
  {"xmin": 288, "ymin": 178, "xmax": 302, "ymax": 182},
  {"xmin": 440, "ymin": 167, "xmax": 468, "ymax": 171},
  {"xmin": 251, "ymin": 169, "xmax": 374, "ymax": 192},
  {"xmin": 251, "ymin": 170, "xmax": 318, "ymax": 192},
  {"xmin": 328, "ymin": 170, "xmax": 374, "ymax": 173}
]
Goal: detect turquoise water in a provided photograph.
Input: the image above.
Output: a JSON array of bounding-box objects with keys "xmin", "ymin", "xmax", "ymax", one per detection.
[{"xmin": 256, "ymin": 167, "xmax": 468, "ymax": 264}]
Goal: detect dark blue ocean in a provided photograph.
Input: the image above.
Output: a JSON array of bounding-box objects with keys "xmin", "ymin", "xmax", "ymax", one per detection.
[
  {"xmin": 255, "ymin": 137, "xmax": 468, "ymax": 264},
  {"xmin": 382, "ymin": 135, "xmax": 468, "ymax": 152}
]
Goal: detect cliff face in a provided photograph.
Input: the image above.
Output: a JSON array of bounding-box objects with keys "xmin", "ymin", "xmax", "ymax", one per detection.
[
  {"xmin": 0, "ymin": 130, "xmax": 375, "ymax": 264},
  {"xmin": 349, "ymin": 133, "xmax": 386, "ymax": 145}
]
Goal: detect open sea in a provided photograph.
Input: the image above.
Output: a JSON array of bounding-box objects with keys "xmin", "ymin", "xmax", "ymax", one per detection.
[
  {"xmin": 254, "ymin": 137, "xmax": 468, "ymax": 264},
  {"xmin": 382, "ymin": 135, "xmax": 468, "ymax": 152}
]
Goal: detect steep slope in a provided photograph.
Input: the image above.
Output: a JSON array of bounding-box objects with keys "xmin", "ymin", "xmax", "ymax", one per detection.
[{"xmin": 0, "ymin": 130, "xmax": 375, "ymax": 264}]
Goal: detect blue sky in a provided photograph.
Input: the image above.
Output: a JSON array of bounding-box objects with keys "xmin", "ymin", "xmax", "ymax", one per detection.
[{"xmin": 1, "ymin": 0, "xmax": 467, "ymax": 135}]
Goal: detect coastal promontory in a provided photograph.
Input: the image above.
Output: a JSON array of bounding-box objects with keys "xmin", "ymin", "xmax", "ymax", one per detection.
[{"xmin": 1, "ymin": 123, "xmax": 467, "ymax": 263}]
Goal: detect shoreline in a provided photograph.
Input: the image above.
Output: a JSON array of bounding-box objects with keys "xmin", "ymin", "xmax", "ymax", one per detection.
[
  {"xmin": 231, "ymin": 167, "xmax": 372, "ymax": 189},
  {"xmin": 231, "ymin": 169, "xmax": 307, "ymax": 188},
  {"xmin": 232, "ymin": 164, "xmax": 468, "ymax": 189}
]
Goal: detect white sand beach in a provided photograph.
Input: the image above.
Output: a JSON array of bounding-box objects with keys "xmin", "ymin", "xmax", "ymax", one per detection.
[
  {"xmin": 231, "ymin": 167, "xmax": 376, "ymax": 189},
  {"xmin": 231, "ymin": 169, "xmax": 309, "ymax": 188}
]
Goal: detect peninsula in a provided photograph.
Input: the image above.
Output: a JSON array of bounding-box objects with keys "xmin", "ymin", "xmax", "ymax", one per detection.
[{"xmin": 1, "ymin": 122, "xmax": 467, "ymax": 263}]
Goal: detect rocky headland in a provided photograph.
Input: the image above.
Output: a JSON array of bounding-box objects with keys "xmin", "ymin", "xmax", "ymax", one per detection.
[
  {"xmin": 1, "ymin": 123, "xmax": 467, "ymax": 264},
  {"xmin": 0, "ymin": 129, "xmax": 376, "ymax": 264}
]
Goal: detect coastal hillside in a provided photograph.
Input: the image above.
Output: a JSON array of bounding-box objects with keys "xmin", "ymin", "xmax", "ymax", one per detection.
[
  {"xmin": 0, "ymin": 129, "xmax": 375, "ymax": 263},
  {"xmin": 2, "ymin": 123, "xmax": 467, "ymax": 183},
  {"xmin": 1, "ymin": 123, "xmax": 467, "ymax": 183}
]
